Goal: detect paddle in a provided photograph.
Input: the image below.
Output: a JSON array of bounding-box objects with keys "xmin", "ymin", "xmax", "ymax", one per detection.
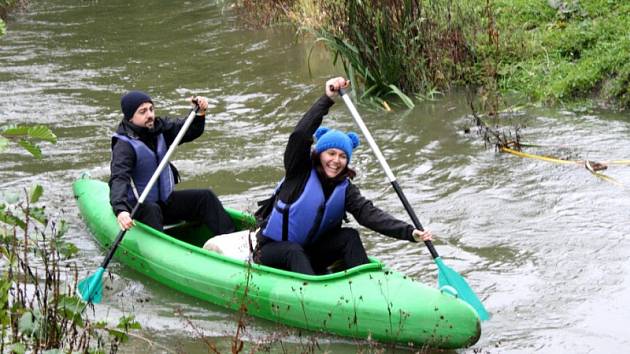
[
  {"xmin": 337, "ymin": 88, "xmax": 489, "ymax": 321},
  {"xmin": 78, "ymin": 101, "xmax": 200, "ymax": 304}
]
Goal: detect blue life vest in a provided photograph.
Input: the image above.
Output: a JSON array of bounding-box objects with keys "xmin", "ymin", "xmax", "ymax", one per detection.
[
  {"xmin": 262, "ymin": 168, "xmax": 348, "ymax": 245},
  {"xmin": 112, "ymin": 133, "xmax": 174, "ymax": 204}
]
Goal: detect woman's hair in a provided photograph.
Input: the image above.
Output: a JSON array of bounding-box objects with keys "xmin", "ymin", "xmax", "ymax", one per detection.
[{"xmin": 311, "ymin": 150, "xmax": 356, "ymax": 182}]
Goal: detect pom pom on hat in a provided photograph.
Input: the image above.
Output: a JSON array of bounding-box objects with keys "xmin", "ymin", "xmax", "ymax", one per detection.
[
  {"xmin": 347, "ymin": 132, "xmax": 360, "ymax": 149},
  {"xmin": 315, "ymin": 126, "xmax": 330, "ymax": 140},
  {"xmin": 314, "ymin": 126, "xmax": 360, "ymax": 162}
]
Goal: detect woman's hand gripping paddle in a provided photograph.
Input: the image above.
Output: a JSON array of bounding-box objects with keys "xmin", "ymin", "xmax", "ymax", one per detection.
[
  {"xmin": 337, "ymin": 88, "xmax": 489, "ymax": 321},
  {"xmin": 78, "ymin": 103, "xmax": 200, "ymax": 304}
]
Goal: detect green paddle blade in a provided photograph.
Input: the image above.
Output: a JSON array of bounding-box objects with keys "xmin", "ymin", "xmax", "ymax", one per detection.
[
  {"xmin": 435, "ymin": 257, "xmax": 489, "ymax": 321},
  {"xmin": 78, "ymin": 267, "xmax": 105, "ymax": 303}
]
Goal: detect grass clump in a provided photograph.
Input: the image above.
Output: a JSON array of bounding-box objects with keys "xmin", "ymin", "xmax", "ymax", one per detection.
[
  {"xmin": 492, "ymin": 0, "xmax": 630, "ymax": 107},
  {"xmin": 312, "ymin": 0, "xmax": 478, "ymax": 109},
  {"xmin": 235, "ymin": 0, "xmax": 630, "ymax": 109}
]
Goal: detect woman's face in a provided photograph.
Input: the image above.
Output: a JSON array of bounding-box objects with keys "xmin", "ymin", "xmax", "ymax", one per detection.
[{"xmin": 319, "ymin": 148, "xmax": 348, "ymax": 178}]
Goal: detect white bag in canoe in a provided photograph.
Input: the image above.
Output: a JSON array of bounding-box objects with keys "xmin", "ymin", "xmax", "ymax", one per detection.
[{"xmin": 203, "ymin": 229, "xmax": 257, "ymax": 261}]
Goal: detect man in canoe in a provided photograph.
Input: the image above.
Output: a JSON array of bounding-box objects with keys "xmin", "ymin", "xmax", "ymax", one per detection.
[
  {"xmin": 254, "ymin": 77, "xmax": 433, "ymax": 275},
  {"xmin": 109, "ymin": 91, "xmax": 235, "ymax": 235}
]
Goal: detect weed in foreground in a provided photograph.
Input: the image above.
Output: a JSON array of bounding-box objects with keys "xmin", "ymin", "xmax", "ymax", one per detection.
[{"xmin": 1, "ymin": 185, "xmax": 139, "ymax": 353}]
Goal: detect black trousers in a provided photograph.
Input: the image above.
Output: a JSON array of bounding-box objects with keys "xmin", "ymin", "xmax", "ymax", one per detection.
[
  {"xmin": 135, "ymin": 189, "xmax": 235, "ymax": 235},
  {"xmin": 257, "ymin": 227, "xmax": 370, "ymax": 275}
]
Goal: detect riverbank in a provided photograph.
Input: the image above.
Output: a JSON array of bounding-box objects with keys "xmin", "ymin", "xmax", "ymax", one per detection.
[
  {"xmin": 236, "ymin": 0, "xmax": 630, "ymax": 109},
  {"xmin": 0, "ymin": 0, "xmax": 27, "ymax": 36},
  {"xmin": 494, "ymin": 0, "xmax": 630, "ymax": 108}
]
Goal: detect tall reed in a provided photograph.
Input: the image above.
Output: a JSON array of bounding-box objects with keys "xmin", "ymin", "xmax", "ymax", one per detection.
[{"xmin": 312, "ymin": 0, "xmax": 480, "ymax": 108}]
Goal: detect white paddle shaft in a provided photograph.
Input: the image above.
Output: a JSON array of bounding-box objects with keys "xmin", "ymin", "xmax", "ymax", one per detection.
[{"xmin": 340, "ymin": 93, "xmax": 397, "ymax": 182}]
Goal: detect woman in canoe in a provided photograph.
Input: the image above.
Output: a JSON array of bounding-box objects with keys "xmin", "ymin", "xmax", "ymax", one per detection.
[{"xmin": 254, "ymin": 77, "xmax": 433, "ymax": 275}]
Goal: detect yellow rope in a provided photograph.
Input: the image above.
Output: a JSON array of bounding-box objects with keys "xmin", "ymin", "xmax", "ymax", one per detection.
[
  {"xmin": 500, "ymin": 147, "xmax": 577, "ymax": 165},
  {"xmin": 500, "ymin": 147, "xmax": 626, "ymax": 188},
  {"xmin": 588, "ymin": 171, "xmax": 624, "ymax": 187},
  {"xmin": 500, "ymin": 147, "xmax": 630, "ymax": 166},
  {"xmin": 584, "ymin": 160, "xmax": 625, "ymax": 187},
  {"xmin": 605, "ymin": 160, "xmax": 630, "ymax": 165}
]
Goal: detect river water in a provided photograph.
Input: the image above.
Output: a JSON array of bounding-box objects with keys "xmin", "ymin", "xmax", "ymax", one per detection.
[{"xmin": 1, "ymin": 1, "xmax": 630, "ymax": 353}]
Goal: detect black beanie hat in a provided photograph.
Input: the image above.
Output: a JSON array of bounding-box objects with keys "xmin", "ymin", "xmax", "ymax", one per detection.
[{"xmin": 121, "ymin": 91, "xmax": 153, "ymax": 119}]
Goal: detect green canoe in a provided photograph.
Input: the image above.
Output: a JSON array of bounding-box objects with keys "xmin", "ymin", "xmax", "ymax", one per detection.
[{"xmin": 73, "ymin": 178, "xmax": 481, "ymax": 349}]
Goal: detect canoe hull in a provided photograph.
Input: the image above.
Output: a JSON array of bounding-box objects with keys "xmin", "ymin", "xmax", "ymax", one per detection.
[{"xmin": 73, "ymin": 178, "xmax": 481, "ymax": 349}]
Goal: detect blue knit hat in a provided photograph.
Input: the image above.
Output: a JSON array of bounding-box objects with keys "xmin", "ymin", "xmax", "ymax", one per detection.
[
  {"xmin": 314, "ymin": 127, "xmax": 360, "ymax": 162},
  {"xmin": 121, "ymin": 91, "xmax": 153, "ymax": 119}
]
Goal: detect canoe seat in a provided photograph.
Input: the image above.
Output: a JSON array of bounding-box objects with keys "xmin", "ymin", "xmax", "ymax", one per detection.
[{"xmin": 203, "ymin": 229, "xmax": 258, "ymax": 261}]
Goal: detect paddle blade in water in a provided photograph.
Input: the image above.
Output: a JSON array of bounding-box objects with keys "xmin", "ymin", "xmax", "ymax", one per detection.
[
  {"xmin": 435, "ymin": 257, "xmax": 489, "ymax": 321},
  {"xmin": 77, "ymin": 267, "xmax": 105, "ymax": 303}
]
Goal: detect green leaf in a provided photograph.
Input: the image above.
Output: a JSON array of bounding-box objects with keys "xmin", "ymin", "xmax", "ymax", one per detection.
[
  {"xmin": 54, "ymin": 219, "xmax": 69, "ymax": 238},
  {"xmin": 0, "ymin": 242, "xmax": 8, "ymax": 258},
  {"xmin": 107, "ymin": 328, "xmax": 128, "ymax": 342},
  {"xmin": 57, "ymin": 295, "xmax": 85, "ymax": 327},
  {"xmin": 30, "ymin": 184, "xmax": 43, "ymax": 204},
  {"xmin": 58, "ymin": 294, "xmax": 83, "ymax": 308},
  {"xmin": 0, "ymin": 208, "xmax": 27, "ymax": 230},
  {"xmin": 2, "ymin": 125, "xmax": 28, "ymax": 136},
  {"xmin": 58, "ymin": 241, "xmax": 79, "ymax": 259},
  {"xmin": 42, "ymin": 350, "xmax": 64, "ymax": 354},
  {"xmin": 1, "ymin": 191, "xmax": 20, "ymax": 204},
  {"xmin": 7, "ymin": 343, "xmax": 26, "ymax": 354},
  {"xmin": 1, "ymin": 125, "xmax": 55, "ymax": 142},
  {"xmin": 27, "ymin": 125, "xmax": 57, "ymax": 143},
  {"xmin": 29, "ymin": 206, "xmax": 47, "ymax": 225},
  {"xmin": 0, "ymin": 136, "xmax": 8, "ymax": 152},
  {"xmin": 387, "ymin": 84, "xmax": 415, "ymax": 109},
  {"xmin": 361, "ymin": 84, "xmax": 380, "ymax": 100},
  {"xmin": 0, "ymin": 279, "xmax": 11, "ymax": 326},
  {"xmin": 1, "ymin": 125, "xmax": 56, "ymax": 158},
  {"xmin": 93, "ymin": 320, "xmax": 108, "ymax": 329},
  {"xmin": 117, "ymin": 314, "xmax": 141, "ymax": 330},
  {"xmin": 18, "ymin": 311, "xmax": 34, "ymax": 335},
  {"xmin": 30, "ymin": 308, "xmax": 43, "ymax": 338},
  {"xmin": 18, "ymin": 139, "xmax": 42, "ymax": 159}
]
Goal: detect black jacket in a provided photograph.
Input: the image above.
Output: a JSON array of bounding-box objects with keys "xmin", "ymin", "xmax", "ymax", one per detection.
[
  {"xmin": 109, "ymin": 113, "xmax": 205, "ymax": 215},
  {"xmin": 257, "ymin": 95, "xmax": 415, "ymax": 243}
]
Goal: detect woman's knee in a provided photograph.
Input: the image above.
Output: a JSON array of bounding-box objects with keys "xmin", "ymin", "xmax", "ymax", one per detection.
[
  {"xmin": 201, "ymin": 189, "xmax": 221, "ymax": 203},
  {"xmin": 257, "ymin": 242, "xmax": 312, "ymax": 273},
  {"xmin": 258, "ymin": 242, "xmax": 304, "ymax": 263}
]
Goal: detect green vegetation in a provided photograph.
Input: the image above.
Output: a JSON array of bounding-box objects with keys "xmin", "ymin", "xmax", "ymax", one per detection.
[
  {"xmin": 310, "ymin": 0, "xmax": 477, "ymax": 108},
  {"xmin": 1, "ymin": 0, "xmax": 24, "ymax": 16},
  {"xmin": 0, "ymin": 125, "xmax": 57, "ymax": 159},
  {"xmin": 1, "ymin": 185, "xmax": 141, "ymax": 353},
  {"xmin": 236, "ymin": 0, "xmax": 630, "ymax": 109},
  {"xmin": 1, "ymin": 0, "xmax": 27, "ymax": 37},
  {"xmin": 0, "ymin": 125, "xmax": 139, "ymax": 353},
  {"xmin": 493, "ymin": 0, "xmax": 630, "ymax": 107}
]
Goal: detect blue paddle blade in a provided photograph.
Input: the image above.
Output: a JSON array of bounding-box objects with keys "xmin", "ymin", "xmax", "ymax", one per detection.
[
  {"xmin": 77, "ymin": 267, "xmax": 105, "ymax": 304},
  {"xmin": 435, "ymin": 257, "xmax": 489, "ymax": 321}
]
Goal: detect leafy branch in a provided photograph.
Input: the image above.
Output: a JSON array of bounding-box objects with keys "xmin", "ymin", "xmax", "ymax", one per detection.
[{"xmin": 0, "ymin": 125, "xmax": 57, "ymax": 159}]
